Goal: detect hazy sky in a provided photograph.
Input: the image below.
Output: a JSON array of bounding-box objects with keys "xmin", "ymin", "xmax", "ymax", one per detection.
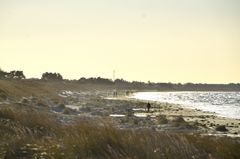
[{"xmin": 0, "ymin": 0, "xmax": 240, "ymax": 83}]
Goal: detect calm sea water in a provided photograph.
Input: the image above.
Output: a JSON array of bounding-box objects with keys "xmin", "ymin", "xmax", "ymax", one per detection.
[{"xmin": 131, "ymin": 92, "xmax": 240, "ymax": 119}]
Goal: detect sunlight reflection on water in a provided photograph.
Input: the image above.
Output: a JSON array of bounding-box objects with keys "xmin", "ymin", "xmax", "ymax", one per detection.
[{"xmin": 131, "ymin": 91, "xmax": 240, "ymax": 119}]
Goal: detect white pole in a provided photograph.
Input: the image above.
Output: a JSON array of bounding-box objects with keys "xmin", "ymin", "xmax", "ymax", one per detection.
[{"xmin": 113, "ymin": 70, "xmax": 115, "ymax": 82}]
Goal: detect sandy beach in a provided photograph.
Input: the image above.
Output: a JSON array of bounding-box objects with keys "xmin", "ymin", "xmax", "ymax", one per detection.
[
  {"xmin": 53, "ymin": 89, "xmax": 240, "ymax": 136},
  {"xmin": 105, "ymin": 94, "xmax": 240, "ymax": 136}
]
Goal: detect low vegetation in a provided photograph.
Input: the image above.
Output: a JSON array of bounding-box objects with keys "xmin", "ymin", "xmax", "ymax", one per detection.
[
  {"xmin": 0, "ymin": 79, "xmax": 240, "ymax": 158},
  {"xmin": 0, "ymin": 106, "xmax": 239, "ymax": 159}
]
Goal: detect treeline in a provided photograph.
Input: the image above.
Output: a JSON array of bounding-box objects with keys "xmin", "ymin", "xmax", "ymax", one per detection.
[
  {"xmin": 1, "ymin": 69, "xmax": 240, "ymax": 91},
  {"xmin": 79, "ymin": 78, "xmax": 240, "ymax": 91},
  {"xmin": 0, "ymin": 69, "xmax": 25, "ymax": 79},
  {"xmin": 0, "ymin": 69, "xmax": 63, "ymax": 81}
]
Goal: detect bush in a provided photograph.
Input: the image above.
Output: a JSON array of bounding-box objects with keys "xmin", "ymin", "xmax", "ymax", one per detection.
[
  {"xmin": 157, "ymin": 115, "xmax": 168, "ymax": 124},
  {"xmin": 7, "ymin": 71, "xmax": 25, "ymax": 79},
  {"xmin": 173, "ymin": 116, "xmax": 185, "ymax": 123},
  {"xmin": 216, "ymin": 125, "xmax": 228, "ymax": 132},
  {"xmin": 63, "ymin": 108, "xmax": 71, "ymax": 114},
  {"xmin": 170, "ymin": 116, "xmax": 189, "ymax": 127},
  {"xmin": 0, "ymin": 108, "xmax": 16, "ymax": 120},
  {"xmin": 41, "ymin": 72, "xmax": 63, "ymax": 81}
]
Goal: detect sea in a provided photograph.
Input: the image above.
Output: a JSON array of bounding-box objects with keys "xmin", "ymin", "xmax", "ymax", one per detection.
[{"xmin": 130, "ymin": 91, "xmax": 240, "ymax": 119}]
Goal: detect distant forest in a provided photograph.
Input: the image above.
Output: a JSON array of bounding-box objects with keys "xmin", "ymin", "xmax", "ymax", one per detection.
[{"xmin": 0, "ymin": 69, "xmax": 240, "ymax": 91}]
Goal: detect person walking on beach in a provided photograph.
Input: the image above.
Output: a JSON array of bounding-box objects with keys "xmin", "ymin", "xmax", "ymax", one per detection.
[{"xmin": 146, "ymin": 102, "xmax": 151, "ymax": 112}]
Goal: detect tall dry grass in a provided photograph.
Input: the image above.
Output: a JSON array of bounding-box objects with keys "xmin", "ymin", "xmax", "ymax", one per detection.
[{"xmin": 1, "ymin": 107, "xmax": 239, "ymax": 159}]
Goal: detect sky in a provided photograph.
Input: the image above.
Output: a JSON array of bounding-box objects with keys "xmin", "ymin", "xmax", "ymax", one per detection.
[{"xmin": 0, "ymin": 0, "xmax": 240, "ymax": 83}]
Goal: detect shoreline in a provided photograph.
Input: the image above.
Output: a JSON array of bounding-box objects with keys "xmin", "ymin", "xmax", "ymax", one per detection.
[
  {"xmin": 113, "ymin": 95, "xmax": 240, "ymax": 137},
  {"xmin": 129, "ymin": 91, "xmax": 240, "ymax": 119}
]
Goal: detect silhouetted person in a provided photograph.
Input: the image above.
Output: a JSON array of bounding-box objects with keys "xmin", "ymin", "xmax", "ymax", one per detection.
[
  {"xmin": 146, "ymin": 102, "xmax": 151, "ymax": 112},
  {"xmin": 113, "ymin": 90, "xmax": 118, "ymax": 97}
]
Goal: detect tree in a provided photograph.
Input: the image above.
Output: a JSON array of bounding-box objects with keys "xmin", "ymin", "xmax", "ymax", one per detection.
[
  {"xmin": 78, "ymin": 77, "xmax": 86, "ymax": 83},
  {"xmin": 78, "ymin": 77, "xmax": 113, "ymax": 84},
  {"xmin": 41, "ymin": 72, "xmax": 63, "ymax": 81},
  {"xmin": 114, "ymin": 78, "xmax": 129, "ymax": 85},
  {"xmin": 6, "ymin": 70, "xmax": 25, "ymax": 79},
  {"xmin": 0, "ymin": 69, "xmax": 7, "ymax": 79}
]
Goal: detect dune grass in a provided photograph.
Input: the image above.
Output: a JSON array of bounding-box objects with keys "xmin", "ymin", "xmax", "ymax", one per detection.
[
  {"xmin": 0, "ymin": 79, "xmax": 119, "ymax": 101},
  {"xmin": 0, "ymin": 106, "xmax": 239, "ymax": 159}
]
